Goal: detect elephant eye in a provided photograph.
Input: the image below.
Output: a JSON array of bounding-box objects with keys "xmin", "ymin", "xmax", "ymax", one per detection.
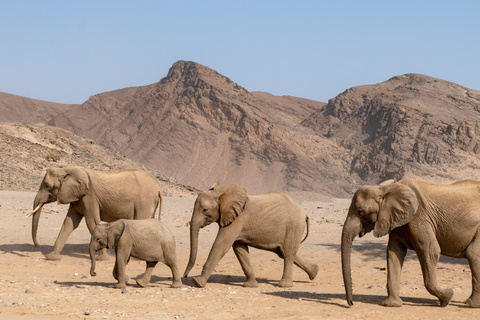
[{"xmin": 358, "ymin": 210, "xmax": 365, "ymax": 216}]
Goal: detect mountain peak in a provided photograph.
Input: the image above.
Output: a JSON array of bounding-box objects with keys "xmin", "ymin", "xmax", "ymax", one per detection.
[{"xmin": 160, "ymin": 60, "xmax": 248, "ymax": 94}]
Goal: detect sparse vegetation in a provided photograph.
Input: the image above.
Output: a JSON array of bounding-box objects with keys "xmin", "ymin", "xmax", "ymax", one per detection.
[{"xmin": 46, "ymin": 153, "xmax": 61, "ymax": 162}]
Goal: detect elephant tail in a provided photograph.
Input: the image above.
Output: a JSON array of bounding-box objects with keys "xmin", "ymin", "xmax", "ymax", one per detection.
[
  {"xmin": 157, "ymin": 191, "xmax": 164, "ymax": 221},
  {"xmin": 301, "ymin": 215, "xmax": 310, "ymax": 243}
]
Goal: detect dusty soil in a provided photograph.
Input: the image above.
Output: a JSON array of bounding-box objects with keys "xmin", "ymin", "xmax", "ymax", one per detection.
[{"xmin": 0, "ymin": 191, "xmax": 477, "ymax": 319}]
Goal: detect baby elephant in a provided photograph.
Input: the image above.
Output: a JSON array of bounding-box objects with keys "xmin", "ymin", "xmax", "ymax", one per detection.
[{"xmin": 89, "ymin": 219, "xmax": 182, "ymax": 289}]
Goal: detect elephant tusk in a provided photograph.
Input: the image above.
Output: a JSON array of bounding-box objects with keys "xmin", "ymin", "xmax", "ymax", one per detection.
[{"xmin": 25, "ymin": 203, "xmax": 43, "ymax": 218}]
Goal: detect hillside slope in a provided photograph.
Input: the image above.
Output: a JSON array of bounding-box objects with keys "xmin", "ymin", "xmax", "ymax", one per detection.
[
  {"xmin": 51, "ymin": 61, "xmax": 337, "ymax": 195},
  {"xmin": 3, "ymin": 62, "xmax": 480, "ymax": 197},
  {"xmin": 0, "ymin": 92, "xmax": 74, "ymax": 123},
  {"xmin": 0, "ymin": 123, "xmax": 195, "ymax": 195},
  {"xmin": 303, "ymin": 73, "xmax": 480, "ymax": 184}
]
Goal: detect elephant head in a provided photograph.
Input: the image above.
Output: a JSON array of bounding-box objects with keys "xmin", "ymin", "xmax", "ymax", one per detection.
[
  {"xmin": 341, "ymin": 180, "xmax": 418, "ymax": 305},
  {"xmin": 183, "ymin": 183, "xmax": 248, "ymax": 278},
  {"xmin": 28, "ymin": 167, "xmax": 89, "ymax": 247},
  {"xmin": 89, "ymin": 220, "xmax": 126, "ymax": 276}
]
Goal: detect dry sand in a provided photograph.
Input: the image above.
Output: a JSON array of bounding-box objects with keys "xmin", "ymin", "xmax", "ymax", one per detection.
[{"xmin": 0, "ymin": 191, "xmax": 476, "ymax": 319}]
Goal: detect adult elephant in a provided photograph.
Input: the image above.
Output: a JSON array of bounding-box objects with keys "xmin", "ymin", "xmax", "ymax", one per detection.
[
  {"xmin": 183, "ymin": 183, "xmax": 318, "ymax": 288},
  {"xmin": 27, "ymin": 166, "xmax": 163, "ymax": 261},
  {"xmin": 341, "ymin": 178, "xmax": 480, "ymax": 308}
]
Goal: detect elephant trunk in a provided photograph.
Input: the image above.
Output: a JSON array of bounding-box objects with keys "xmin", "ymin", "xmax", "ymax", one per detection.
[
  {"xmin": 31, "ymin": 190, "xmax": 48, "ymax": 247},
  {"xmin": 341, "ymin": 213, "xmax": 362, "ymax": 306},
  {"xmin": 183, "ymin": 217, "xmax": 202, "ymax": 278},
  {"xmin": 89, "ymin": 241, "xmax": 97, "ymax": 277}
]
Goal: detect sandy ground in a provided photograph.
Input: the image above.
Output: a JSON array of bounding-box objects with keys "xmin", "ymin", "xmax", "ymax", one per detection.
[{"xmin": 0, "ymin": 191, "xmax": 477, "ymax": 319}]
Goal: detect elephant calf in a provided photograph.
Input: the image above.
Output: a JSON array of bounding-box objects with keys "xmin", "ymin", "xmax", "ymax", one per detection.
[{"xmin": 89, "ymin": 219, "xmax": 182, "ymax": 289}]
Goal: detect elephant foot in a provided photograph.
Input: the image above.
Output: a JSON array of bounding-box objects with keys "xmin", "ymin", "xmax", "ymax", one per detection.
[
  {"xmin": 381, "ymin": 296, "xmax": 403, "ymax": 307},
  {"xmin": 136, "ymin": 278, "xmax": 149, "ymax": 288},
  {"xmin": 438, "ymin": 288, "xmax": 454, "ymax": 307},
  {"xmin": 464, "ymin": 296, "xmax": 480, "ymax": 308},
  {"xmin": 277, "ymin": 279, "xmax": 293, "ymax": 288},
  {"xmin": 170, "ymin": 280, "xmax": 183, "ymax": 288},
  {"xmin": 192, "ymin": 276, "xmax": 207, "ymax": 288},
  {"xmin": 114, "ymin": 276, "xmax": 130, "ymax": 289},
  {"xmin": 242, "ymin": 279, "xmax": 259, "ymax": 288},
  {"xmin": 307, "ymin": 264, "xmax": 319, "ymax": 280},
  {"xmin": 45, "ymin": 252, "xmax": 62, "ymax": 261},
  {"xmin": 114, "ymin": 282, "xmax": 127, "ymax": 289}
]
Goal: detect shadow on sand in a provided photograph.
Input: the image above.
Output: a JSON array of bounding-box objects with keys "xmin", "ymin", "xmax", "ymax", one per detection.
[
  {"xmin": 0, "ymin": 242, "xmax": 96, "ymax": 260},
  {"xmin": 264, "ymin": 290, "xmax": 470, "ymax": 308},
  {"xmin": 318, "ymin": 241, "xmax": 469, "ymax": 266}
]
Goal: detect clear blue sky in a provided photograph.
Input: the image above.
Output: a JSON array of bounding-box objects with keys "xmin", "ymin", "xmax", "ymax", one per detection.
[{"xmin": 1, "ymin": 1, "xmax": 479, "ymax": 104}]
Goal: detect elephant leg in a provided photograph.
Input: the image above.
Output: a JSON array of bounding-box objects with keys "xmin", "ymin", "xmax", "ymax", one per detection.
[
  {"xmin": 163, "ymin": 252, "xmax": 182, "ymax": 288},
  {"xmin": 113, "ymin": 256, "xmax": 129, "ymax": 280},
  {"xmin": 233, "ymin": 242, "xmax": 258, "ymax": 287},
  {"xmin": 113, "ymin": 249, "xmax": 130, "ymax": 289},
  {"xmin": 193, "ymin": 224, "xmax": 242, "ymax": 288},
  {"xmin": 278, "ymin": 231, "xmax": 302, "ymax": 288},
  {"xmin": 113, "ymin": 263, "xmax": 118, "ymax": 280},
  {"xmin": 382, "ymin": 233, "xmax": 407, "ymax": 307},
  {"xmin": 294, "ymin": 256, "xmax": 319, "ymax": 280},
  {"xmin": 416, "ymin": 239, "xmax": 453, "ymax": 307},
  {"xmin": 47, "ymin": 208, "xmax": 83, "ymax": 260},
  {"xmin": 465, "ymin": 233, "xmax": 480, "ymax": 308},
  {"xmin": 278, "ymin": 254, "xmax": 295, "ymax": 287},
  {"xmin": 136, "ymin": 261, "xmax": 158, "ymax": 288}
]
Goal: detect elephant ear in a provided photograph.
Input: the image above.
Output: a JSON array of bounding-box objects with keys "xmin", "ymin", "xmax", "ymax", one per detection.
[
  {"xmin": 107, "ymin": 220, "xmax": 127, "ymax": 249},
  {"xmin": 373, "ymin": 182, "xmax": 418, "ymax": 237},
  {"xmin": 57, "ymin": 167, "xmax": 89, "ymax": 204},
  {"xmin": 218, "ymin": 184, "xmax": 248, "ymax": 227}
]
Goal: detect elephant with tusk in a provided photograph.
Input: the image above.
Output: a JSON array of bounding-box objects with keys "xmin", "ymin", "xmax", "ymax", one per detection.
[
  {"xmin": 183, "ymin": 183, "xmax": 319, "ymax": 288},
  {"xmin": 342, "ymin": 178, "xmax": 480, "ymax": 308},
  {"xmin": 29, "ymin": 166, "xmax": 164, "ymax": 261}
]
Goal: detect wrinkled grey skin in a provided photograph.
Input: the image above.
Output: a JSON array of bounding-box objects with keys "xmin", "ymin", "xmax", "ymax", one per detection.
[
  {"xmin": 342, "ymin": 178, "xmax": 480, "ymax": 308},
  {"xmin": 184, "ymin": 183, "xmax": 319, "ymax": 288},
  {"xmin": 90, "ymin": 219, "xmax": 182, "ymax": 289},
  {"xmin": 31, "ymin": 167, "xmax": 163, "ymax": 260}
]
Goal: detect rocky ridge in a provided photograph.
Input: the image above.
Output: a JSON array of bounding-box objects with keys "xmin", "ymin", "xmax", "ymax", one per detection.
[
  {"xmin": 51, "ymin": 61, "xmax": 334, "ymax": 195},
  {"xmin": 304, "ymin": 73, "xmax": 480, "ymax": 184},
  {"xmin": 2, "ymin": 62, "xmax": 480, "ymax": 197},
  {"xmin": 0, "ymin": 123, "xmax": 196, "ymax": 196}
]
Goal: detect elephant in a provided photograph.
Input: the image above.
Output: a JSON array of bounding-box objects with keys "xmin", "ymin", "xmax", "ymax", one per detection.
[
  {"xmin": 27, "ymin": 166, "xmax": 163, "ymax": 261},
  {"xmin": 89, "ymin": 219, "xmax": 182, "ymax": 289},
  {"xmin": 183, "ymin": 183, "xmax": 319, "ymax": 288},
  {"xmin": 341, "ymin": 178, "xmax": 480, "ymax": 308}
]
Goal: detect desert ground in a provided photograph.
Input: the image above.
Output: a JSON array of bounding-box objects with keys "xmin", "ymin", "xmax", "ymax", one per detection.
[{"xmin": 0, "ymin": 190, "xmax": 477, "ymax": 319}]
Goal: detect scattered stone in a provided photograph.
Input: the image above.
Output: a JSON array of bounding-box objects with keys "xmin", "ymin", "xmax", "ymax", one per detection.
[
  {"xmin": 25, "ymin": 288, "xmax": 33, "ymax": 294},
  {"xmin": 121, "ymin": 288, "xmax": 128, "ymax": 294}
]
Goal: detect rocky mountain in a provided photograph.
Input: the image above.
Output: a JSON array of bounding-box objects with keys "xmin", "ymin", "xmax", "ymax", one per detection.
[
  {"xmin": 0, "ymin": 123, "xmax": 196, "ymax": 196},
  {"xmin": 303, "ymin": 73, "xmax": 480, "ymax": 185},
  {"xmin": 0, "ymin": 92, "xmax": 74, "ymax": 123},
  {"xmin": 2, "ymin": 61, "xmax": 480, "ymax": 198},
  {"xmin": 50, "ymin": 61, "xmax": 338, "ymax": 195}
]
